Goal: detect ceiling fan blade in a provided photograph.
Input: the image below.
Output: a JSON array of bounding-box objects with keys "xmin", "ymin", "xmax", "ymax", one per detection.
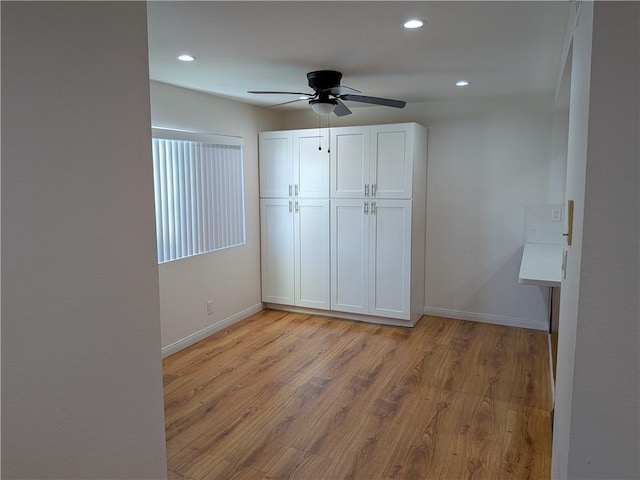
[
  {"xmin": 248, "ymin": 90, "xmax": 315, "ymax": 96},
  {"xmin": 333, "ymin": 99, "xmax": 352, "ymax": 117},
  {"xmin": 263, "ymin": 98, "xmax": 308, "ymax": 109},
  {"xmin": 339, "ymin": 94, "xmax": 406, "ymax": 108},
  {"xmin": 323, "ymin": 85, "xmax": 361, "ymax": 95}
]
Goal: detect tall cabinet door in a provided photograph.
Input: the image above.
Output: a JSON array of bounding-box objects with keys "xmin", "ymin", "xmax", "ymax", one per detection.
[
  {"xmin": 370, "ymin": 124, "xmax": 414, "ymax": 199},
  {"xmin": 330, "ymin": 126, "xmax": 370, "ymax": 198},
  {"xmin": 295, "ymin": 199, "xmax": 330, "ymax": 309},
  {"xmin": 369, "ymin": 200, "xmax": 412, "ymax": 320},
  {"xmin": 260, "ymin": 199, "xmax": 295, "ymax": 305},
  {"xmin": 331, "ymin": 199, "xmax": 369, "ymax": 314},
  {"xmin": 259, "ymin": 131, "xmax": 293, "ymax": 198},
  {"xmin": 293, "ymin": 130, "xmax": 329, "ymax": 198}
]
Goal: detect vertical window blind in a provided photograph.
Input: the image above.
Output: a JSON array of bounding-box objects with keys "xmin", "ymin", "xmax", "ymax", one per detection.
[{"xmin": 151, "ymin": 128, "xmax": 246, "ymax": 263}]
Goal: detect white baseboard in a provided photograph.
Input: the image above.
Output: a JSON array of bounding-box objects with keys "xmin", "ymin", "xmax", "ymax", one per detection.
[
  {"xmin": 265, "ymin": 304, "xmax": 416, "ymax": 327},
  {"xmin": 162, "ymin": 303, "xmax": 264, "ymax": 358},
  {"xmin": 422, "ymin": 306, "xmax": 548, "ymax": 331}
]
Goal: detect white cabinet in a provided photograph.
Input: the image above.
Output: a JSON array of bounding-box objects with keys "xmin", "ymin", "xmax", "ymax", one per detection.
[
  {"xmin": 331, "ymin": 199, "xmax": 412, "ymax": 320},
  {"xmin": 368, "ymin": 200, "xmax": 412, "ymax": 318},
  {"xmin": 293, "ymin": 130, "xmax": 329, "ymax": 198},
  {"xmin": 259, "ymin": 130, "xmax": 329, "ymax": 198},
  {"xmin": 260, "ymin": 122, "xmax": 427, "ymax": 326},
  {"xmin": 259, "ymin": 131, "xmax": 293, "ymax": 198},
  {"xmin": 330, "ymin": 199, "xmax": 370, "ymax": 314},
  {"xmin": 330, "ymin": 123, "xmax": 416, "ymax": 199},
  {"xmin": 330, "ymin": 126, "xmax": 370, "ymax": 198},
  {"xmin": 295, "ymin": 199, "xmax": 330, "ymax": 309},
  {"xmin": 370, "ymin": 124, "xmax": 414, "ymax": 199},
  {"xmin": 260, "ymin": 198, "xmax": 330, "ymax": 310}
]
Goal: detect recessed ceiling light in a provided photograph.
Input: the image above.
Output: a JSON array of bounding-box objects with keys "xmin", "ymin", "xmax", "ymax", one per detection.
[
  {"xmin": 403, "ymin": 19, "xmax": 424, "ymax": 29},
  {"xmin": 178, "ymin": 54, "xmax": 196, "ymax": 62},
  {"xmin": 456, "ymin": 80, "xmax": 470, "ymax": 87}
]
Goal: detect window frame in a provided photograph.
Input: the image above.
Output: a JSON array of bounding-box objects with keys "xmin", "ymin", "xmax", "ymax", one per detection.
[{"xmin": 151, "ymin": 127, "xmax": 246, "ymax": 264}]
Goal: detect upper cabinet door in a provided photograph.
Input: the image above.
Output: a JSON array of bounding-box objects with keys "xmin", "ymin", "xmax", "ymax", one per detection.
[
  {"xmin": 260, "ymin": 131, "xmax": 293, "ymax": 198},
  {"xmin": 370, "ymin": 124, "xmax": 414, "ymax": 199},
  {"xmin": 330, "ymin": 126, "xmax": 370, "ymax": 198},
  {"xmin": 293, "ymin": 130, "xmax": 329, "ymax": 198}
]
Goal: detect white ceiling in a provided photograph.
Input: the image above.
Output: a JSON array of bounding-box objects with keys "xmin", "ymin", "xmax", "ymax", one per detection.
[{"xmin": 147, "ymin": 1, "xmax": 571, "ymax": 111}]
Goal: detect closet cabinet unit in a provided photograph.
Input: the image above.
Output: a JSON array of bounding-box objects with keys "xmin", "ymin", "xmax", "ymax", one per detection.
[
  {"xmin": 260, "ymin": 198, "xmax": 330, "ymax": 310},
  {"xmin": 259, "ymin": 130, "xmax": 329, "ymax": 198},
  {"xmin": 259, "ymin": 122, "xmax": 427, "ymax": 327},
  {"xmin": 330, "ymin": 123, "xmax": 419, "ymax": 199},
  {"xmin": 331, "ymin": 199, "xmax": 413, "ymax": 319}
]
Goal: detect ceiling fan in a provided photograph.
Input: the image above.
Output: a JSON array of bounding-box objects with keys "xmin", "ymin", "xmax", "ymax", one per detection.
[{"xmin": 248, "ymin": 70, "xmax": 406, "ymax": 116}]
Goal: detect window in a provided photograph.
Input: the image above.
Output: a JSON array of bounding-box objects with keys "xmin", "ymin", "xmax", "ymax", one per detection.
[{"xmin": 151, "ymin": 128, "xmax": 246, "ymax": 263}]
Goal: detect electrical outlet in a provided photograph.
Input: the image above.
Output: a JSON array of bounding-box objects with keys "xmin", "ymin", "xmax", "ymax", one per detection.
[
  {"xmin": 206, "ymin": 301, "xmax": 214, "ymax": 315},
  {"xmin": 551, "ymin": 207, "xmax": 562, "ymax": 222}
]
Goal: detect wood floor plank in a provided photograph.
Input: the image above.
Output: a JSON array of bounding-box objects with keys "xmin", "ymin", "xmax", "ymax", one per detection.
[
  {"xmin": 264, "ymin": 447, "xmax": 333, "ymax": 480},
  {"xmin": 499, "ymin": 407, "xmax": 552, "ymax": 479},
  {"xmin": 222, "ymin": 376, "xmax": 335, "ymax": 471},
  {"xmin": 163, "ymin": 309, "xmax": 552, "ymax": 480},
  {"xmin": 167, "ymin": 470, "xmax": 196, "ymax": 480},
  {"xmin": 170, "ymin": 381, "xmax": 298, "ymax": 477},
  {"xmin": 290, "ymin": 332, "xmax": 407, "ymax": 458}
]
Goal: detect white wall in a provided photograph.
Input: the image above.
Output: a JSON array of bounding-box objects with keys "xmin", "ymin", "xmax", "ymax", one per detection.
[
  {"xmin": 552, "ymin": 2, "xmax": 640, "ymax": 478},
  {"xmin": 284, "ymin": 96, "xmax": 555, "ymax": 330},
  {"xmin": 149, "ymin": 82, "xmax": 283, "ymax": 354},
  {"xmin": 2, "ymin": 3, "xmax": 168, "ymax": 478}
]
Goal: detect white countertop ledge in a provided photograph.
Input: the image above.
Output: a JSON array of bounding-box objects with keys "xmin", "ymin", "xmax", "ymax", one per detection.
[{"xmin": 519, "ymin": 242, "xmax": 564, "ymax": 287}]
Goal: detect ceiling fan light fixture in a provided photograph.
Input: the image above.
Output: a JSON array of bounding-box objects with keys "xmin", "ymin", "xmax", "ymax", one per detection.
[
  {"xmin": 403, "ymin": 19, "xmax": 424, "ymax": 29},
  {"xmin": 310, "ymin": 100, "xmax": 337, "ymax": 115}
]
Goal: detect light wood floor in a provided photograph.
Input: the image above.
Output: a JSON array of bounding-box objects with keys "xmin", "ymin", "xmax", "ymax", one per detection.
[{"xmin": 163, "ymin": 310, "xmax": 552, "ymax": 480}]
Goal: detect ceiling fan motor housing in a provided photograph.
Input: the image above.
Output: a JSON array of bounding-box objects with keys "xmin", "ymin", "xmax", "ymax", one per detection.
[{"xmin": 307, "ymin": 70, "xmax": 342, "ymax": 92}]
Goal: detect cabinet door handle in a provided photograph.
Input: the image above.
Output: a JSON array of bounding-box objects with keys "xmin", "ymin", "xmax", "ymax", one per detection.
[
  {"xmin": 289, "ymin": 200, "xmax": 292, "ymax": 213},
  {"xmin": 295, "ymin": 184, "xmax": 299, "ymax": 196},
  {"xmin": 365, "ymin": 184, "xmax": 370, "ymax": 197},
  {"xmin": 371, "ymin": 201, "xmax": 376, "ymax": 215},
  {"xmin": 289, "ymin": 184, "xmax": 292, "ymax": 196},
  {"xmin": 364, "ymin": 201, "xmax": 368, "ymax": 214},
  {"xmin": 295, "ymin": 200, "xmax": 299, "ymax": 213},
  {"xmin": 372, "ymin": 183, "xmax": 377, "ymax": 197}
]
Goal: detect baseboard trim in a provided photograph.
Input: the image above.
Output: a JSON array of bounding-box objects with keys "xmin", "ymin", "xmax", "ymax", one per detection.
[
  {"xmin": 422, "ymin": 306, "xmax": 548, "ymax": 331},
  {"xmin": 265, "ymin": 304, "xmax": 416, "ymax": 327},
  {"xmin": 162, "ymin": 303, "xmax": 265, "ymax": 358}
]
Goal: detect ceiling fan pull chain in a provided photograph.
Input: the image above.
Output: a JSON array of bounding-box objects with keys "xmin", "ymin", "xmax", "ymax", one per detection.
[
  {"xmin": 318, "ymin": 114, "xmax": 322, "ymax": 150},
  {"xmin": 327, "ymin": 116, "xmax": 331, "ymax": 154}
]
